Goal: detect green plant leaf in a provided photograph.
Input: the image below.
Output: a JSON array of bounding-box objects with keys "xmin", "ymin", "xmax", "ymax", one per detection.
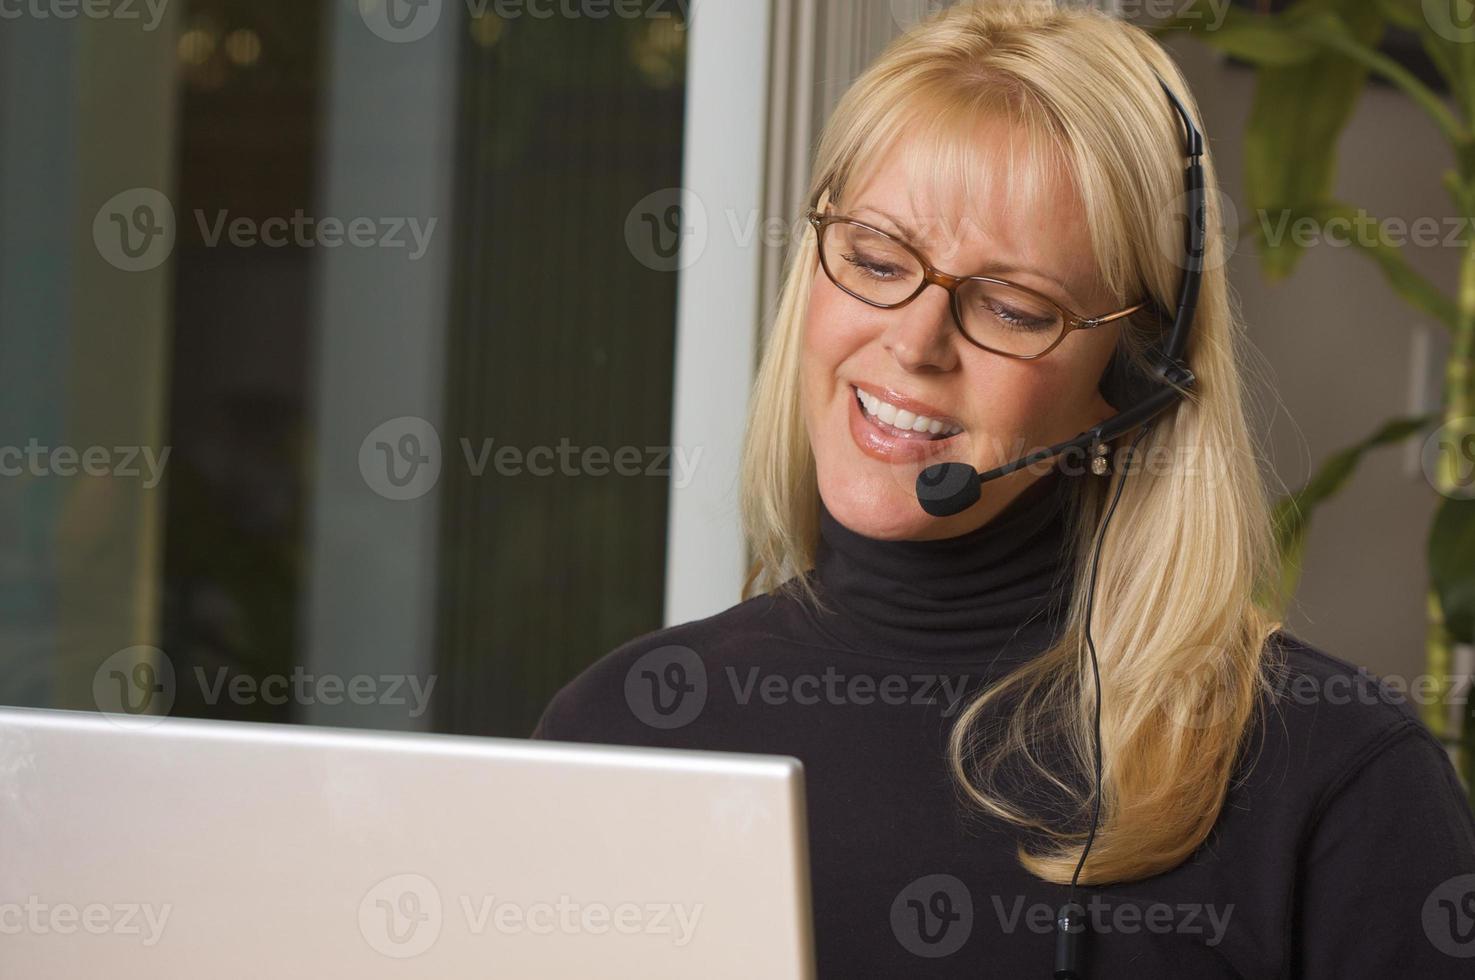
[
  {"xmin": 1411, "ymin": 0, "xmax": 1475, "ymax": 122},
  {"xmin": 1373, "ymin": 0, "xmax": 1421, "ymax": 29},
  {"xmin": 1266, "ymin": 414, "xmax": 1433, "ymax": 613},
  {"xmin": 1245, "ymin": 3, "xmax": 1387, "ymax": 281},
  {"xmin": 1151, "ymin": 3, "xmax": 1319, "ymax": 66},
  {"xmin": 1423, "ymin": 590, "xmax": 1456, "ymax": 739},
  {"xmin": 1430, "ymin": 496, "xmax": 1475, "ymax": 642},
  {"xmin": 1293, "ymin": 10, "xmax": 1465, "ymax": 141}
]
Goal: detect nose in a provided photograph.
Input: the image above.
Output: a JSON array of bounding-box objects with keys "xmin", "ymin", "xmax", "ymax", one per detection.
[{"xmin": 881, "ymin": 282, "xmax": 961, "ymax": 374}]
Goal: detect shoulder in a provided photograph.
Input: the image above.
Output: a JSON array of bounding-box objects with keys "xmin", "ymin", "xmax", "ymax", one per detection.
[
  {"xmin": 1257, "ymin": 627, "xmax": 1436, "ymax": 757},
  {"xmin": 1257, "ymin": 634, "xmax": 1475, "ymax": 971},
  {"xmin": 1243, "ymin": 628, "xmax": 1462, "ymax": 826},
  {"xmin": 529, "ymin": 586, "xmax": 804, "ymax": 744}
]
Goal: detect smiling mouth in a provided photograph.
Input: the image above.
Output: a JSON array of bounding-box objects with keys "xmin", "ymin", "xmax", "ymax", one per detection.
[{"xmin": 852, "ymin": 385, "xmax": 963, "ymax": 441}]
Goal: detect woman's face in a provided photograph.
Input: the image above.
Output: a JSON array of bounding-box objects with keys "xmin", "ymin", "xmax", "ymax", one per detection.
[{"xmin": 801, "ymin": 121, "xmax": 1123, "ymax": 540}]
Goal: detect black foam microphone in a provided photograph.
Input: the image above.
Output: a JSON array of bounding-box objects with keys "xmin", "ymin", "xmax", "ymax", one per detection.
[{"xmin": 915, "ymin": 75, "xmax": 1204, "ymax": 519}]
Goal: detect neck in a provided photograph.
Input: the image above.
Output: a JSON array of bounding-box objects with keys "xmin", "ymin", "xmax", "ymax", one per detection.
[{"xmin": 806, "ymin": 468, "xmax": 1078, "ymax": 663}]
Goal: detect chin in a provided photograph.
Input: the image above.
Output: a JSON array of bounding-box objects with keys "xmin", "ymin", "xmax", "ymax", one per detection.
[{"xmin": 815, "ymin": 468, "xmax": 935, "ymax": 540}]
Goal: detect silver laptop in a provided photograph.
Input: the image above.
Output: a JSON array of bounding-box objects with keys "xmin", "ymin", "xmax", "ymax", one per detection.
[{"xmin": 0, "ymin": 706, "xmax": 816, "ymax": 979}]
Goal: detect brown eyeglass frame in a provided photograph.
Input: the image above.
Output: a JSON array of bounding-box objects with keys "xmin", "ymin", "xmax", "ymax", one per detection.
[{"xmin": 806, "ymin": 206, "xmax": 1149, "ymax": 360}]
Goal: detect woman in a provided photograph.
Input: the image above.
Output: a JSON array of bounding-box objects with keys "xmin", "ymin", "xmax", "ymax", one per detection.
[{"xmin": 533, "ymin": 1, "xmax": 1475, "ymax": 976}]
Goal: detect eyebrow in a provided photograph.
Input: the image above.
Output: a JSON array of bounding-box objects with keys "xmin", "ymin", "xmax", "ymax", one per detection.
[{"xmin": 849, "ymin": 205, "xmax": 1080, "ymax": 309}]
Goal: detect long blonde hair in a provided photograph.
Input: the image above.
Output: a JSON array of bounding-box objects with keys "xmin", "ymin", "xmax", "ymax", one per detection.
[{"xmin": 739, "ymin": 0, "xmax": 1283, "ymax": 885}]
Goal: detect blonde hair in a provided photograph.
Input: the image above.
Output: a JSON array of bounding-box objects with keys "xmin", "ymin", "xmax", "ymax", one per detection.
[{"xmin": 739, "ymin": 0, "xmax": 1283, "ymax": 885}]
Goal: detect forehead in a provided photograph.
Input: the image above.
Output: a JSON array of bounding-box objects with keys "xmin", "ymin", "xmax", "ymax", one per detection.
[{"xmin": 840, "ymin": 113, "xmax": 1095, "ymax": 287}]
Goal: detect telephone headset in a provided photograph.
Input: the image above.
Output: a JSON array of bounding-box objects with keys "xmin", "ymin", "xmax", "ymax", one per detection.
[{"xmin": 910, "ymin": 73, "xmax": 1206, "ymax": 979}]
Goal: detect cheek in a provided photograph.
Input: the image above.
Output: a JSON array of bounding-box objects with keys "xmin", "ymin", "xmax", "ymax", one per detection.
[
  {"xmin": 802, "ymin": 278, "xmax": 866, "ymax": 369},
  {"xmin": 800, "ymin": 278, "xmax": 870, "ymax": 414},
  {"xmin": 956, "ymin": 340, "xmax": 1113, "ymax": 447}
]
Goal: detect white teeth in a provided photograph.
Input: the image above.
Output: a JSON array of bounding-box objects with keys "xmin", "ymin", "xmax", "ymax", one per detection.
[{"xmin": 853, "ymin": 386, "xmax": 961, "ymax": 437}]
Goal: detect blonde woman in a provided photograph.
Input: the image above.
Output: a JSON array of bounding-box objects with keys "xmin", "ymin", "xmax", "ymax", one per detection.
[{"xmin": 533, "ymin": 1, "xmax": 1475, "ymax": 976}]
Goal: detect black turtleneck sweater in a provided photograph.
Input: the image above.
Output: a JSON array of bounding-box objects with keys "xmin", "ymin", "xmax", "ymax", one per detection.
[{"xmin": 531, "ymin": 470, "xmax": 1475, "ymax": 978}]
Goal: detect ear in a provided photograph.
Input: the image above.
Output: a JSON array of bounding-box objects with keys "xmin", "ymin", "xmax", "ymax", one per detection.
[
  {"xmin": 1097, "ymin": 304, "xmax": 1170, "ymax": 411},
  {"xmin": 1098, "ymin": 344, "xmax": 1148, "ymax": 413}
]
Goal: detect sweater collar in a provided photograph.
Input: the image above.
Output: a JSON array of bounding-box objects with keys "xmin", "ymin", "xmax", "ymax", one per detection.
[{"xmin": 806, "ymin": 468, "xmax": 1078, "ymax": 663}]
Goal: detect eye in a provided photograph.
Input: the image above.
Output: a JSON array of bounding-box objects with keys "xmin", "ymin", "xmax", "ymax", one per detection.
[
  {"xmin": 977, "ymin": 297, "xmax": 1056, "ymax": 332},
  {"xmin": 840, "ymin": 249, "xmax": 907, "ymax": 282}
]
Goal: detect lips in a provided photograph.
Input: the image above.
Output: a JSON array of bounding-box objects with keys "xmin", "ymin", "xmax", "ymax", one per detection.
[
  {"xmin": 847, "ymin": 382, "xmax": 965, "ymax": 463},
  {"xmin": 852, "ymin": 383, "xmax": 961, "ymax": 436}
]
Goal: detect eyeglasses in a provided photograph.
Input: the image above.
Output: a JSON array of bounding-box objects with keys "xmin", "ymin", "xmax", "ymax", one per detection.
[{"xmin": 806, "ymin": 206, "xmax": 1149, "ymax": 359}]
